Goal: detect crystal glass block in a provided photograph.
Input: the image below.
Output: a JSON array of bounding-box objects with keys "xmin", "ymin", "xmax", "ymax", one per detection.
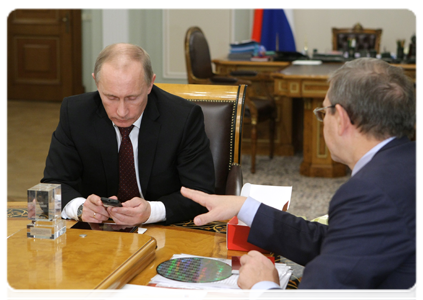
[{"xmin": 27, "ymin": 183, "xmax": 66, "ymax": 240}]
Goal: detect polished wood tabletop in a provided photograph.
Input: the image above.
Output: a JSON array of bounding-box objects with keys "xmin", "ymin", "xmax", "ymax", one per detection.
[
  {"xmin": 8, "ymin": 213, "xmax": 156, "ymax": 289},
  {"xmin": 129, "ymin": 225, "xmax": 236, "ymax": 286},
  {"xmin": 7, "ymin": 202, "xmax": 250, "ymax": 289},
  {"xmin": 275, "ymin": 63, "xmax": 343, "ymax": 79},
  {"xmin": 213, "ymin": 59, "xmax": 290, "ymax": 72}
]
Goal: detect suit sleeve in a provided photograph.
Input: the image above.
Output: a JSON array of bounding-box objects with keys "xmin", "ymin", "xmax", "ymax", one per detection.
[
  {"xmin": 41, "ymin": 98, "xmax": 84, "ymax": 208},
  {"xmin": 252, "ymin": 182, "xmax": 419, "ymax": 300},
  {"xmin": 159, "ymin": 105, "xmax": 215, "ymax": 224},
  {"xmin": 248, "ymin": 204, "xmax": 329, "ymax": 266}
]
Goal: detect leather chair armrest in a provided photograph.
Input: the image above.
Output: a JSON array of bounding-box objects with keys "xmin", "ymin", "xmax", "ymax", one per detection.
[
  {"xmin": 225, "ymin": 164, "xmax": 243, "ymax": 196},
  {"xmin": 230, "ymin": 70, "xmax": 258, "ymax": 77},
  {"xmin": 211, "ymin": 76, "xmax": 252, "ymax": 86},
  {"xmin": 210, "ymin": 76, "xmax": 238, "ymax": 84}
]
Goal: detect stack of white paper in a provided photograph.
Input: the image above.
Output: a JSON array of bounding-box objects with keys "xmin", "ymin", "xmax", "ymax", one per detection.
[
  {"xmin": 149, "ymin": 254, "xmax": 292, "ymax": 290},
  {"xmin": 241, "ymin": 183, "xmax": 292, "ymax": 211}
]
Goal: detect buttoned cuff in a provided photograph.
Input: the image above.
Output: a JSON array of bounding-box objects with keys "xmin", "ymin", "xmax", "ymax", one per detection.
[
  {"xmin": 144, "ymin": 201, "xmax": 166, "ymax": 224},
  {"xmin": 237, "ymin": 196, "xmax": 261, "ymax": 227},
  {"xmin": 61, "ymin": 197, "xmax": 86, "ymax": 220}
]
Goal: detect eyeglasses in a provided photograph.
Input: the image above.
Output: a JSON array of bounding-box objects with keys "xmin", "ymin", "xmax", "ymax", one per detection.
[{"xmin": 313, "ymin": 105, "xmax": 336, "ymax": 122}]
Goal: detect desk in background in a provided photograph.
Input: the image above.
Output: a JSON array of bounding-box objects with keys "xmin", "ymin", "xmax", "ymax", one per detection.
[
  {"xmin": 214, "ymin": 59, "xmax": 415, "ymax": 178},
  {"xmin": 273, "ymin": 63, "xmax": 346, "ymax": 177},
  {"xmin": 272, "ymin": 63, "xmax": 416, "ymax": 177}
]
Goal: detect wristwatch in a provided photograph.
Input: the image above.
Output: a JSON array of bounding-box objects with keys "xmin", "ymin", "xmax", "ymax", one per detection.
[{"xmin": 77, "ymin": 204, "xmax": 84, "ymax": 221}]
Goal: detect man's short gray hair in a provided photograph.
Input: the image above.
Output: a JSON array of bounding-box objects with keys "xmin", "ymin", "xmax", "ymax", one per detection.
[
  {"xmin": 327, "ymin": 58, "xmax": 415, "ymax": 139},
  {"xmin": 93, "ymin": 43, "xmax": 154, "ymax": 86}
]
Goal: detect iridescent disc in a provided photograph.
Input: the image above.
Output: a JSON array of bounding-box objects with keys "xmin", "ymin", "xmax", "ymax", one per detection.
[{"xmin": 156, "ymin": 257, "xmax": 232, "ymax": 283}]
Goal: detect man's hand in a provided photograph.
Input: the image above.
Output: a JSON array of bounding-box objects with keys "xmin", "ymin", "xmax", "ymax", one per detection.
[
  {"xmin": 82, "ymin": 194, "xmax": 110, "ymax": 223},
  {"xmin": 180, "ymin": 187, "xmax": 247, "ymax": 226},
  {"xmin": 237, "ymin": 251, "xmax": 280, "ymax": 289},
  {"xmin": 107, "ymin": 197, "xmax": 151, "ymax": 225}
]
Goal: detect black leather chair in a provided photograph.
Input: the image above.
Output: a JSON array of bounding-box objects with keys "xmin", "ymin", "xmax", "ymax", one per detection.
[
  {"xmin": 155, "ymin": 83, "xmax": 246, "ymax": 196},
  {"xmin": 184, "ymin": 26, "xmax": 276, "ymax": 174}
]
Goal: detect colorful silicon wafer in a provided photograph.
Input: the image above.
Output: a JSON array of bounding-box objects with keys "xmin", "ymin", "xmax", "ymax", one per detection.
[{"xmin": 156, "ymin": 257, "xmax": 232, "ymax": 283}]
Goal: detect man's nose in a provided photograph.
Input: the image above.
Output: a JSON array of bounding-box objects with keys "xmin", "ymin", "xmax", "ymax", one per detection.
[{"xmin": 116, "ymin": 100, "xmax": 128, "ymax": 117}]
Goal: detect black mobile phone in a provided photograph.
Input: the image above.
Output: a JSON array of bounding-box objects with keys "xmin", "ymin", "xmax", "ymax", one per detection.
[
  {"xmin": 101, "ymin": 197, "xmax": 123, "ymax": 207},
  {"xmin": 71, "ymin": 221, "xmax": 138, "ymax": 233}
]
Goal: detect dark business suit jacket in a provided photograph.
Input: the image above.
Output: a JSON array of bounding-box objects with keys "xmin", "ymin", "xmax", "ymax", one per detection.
[
  {"xmin": 248, "ymin": 137, "xmax": 415, "ymax": 289},
  {"xmin": 42, "ymin": 85, "xmax": 215, "ymax": 224}
]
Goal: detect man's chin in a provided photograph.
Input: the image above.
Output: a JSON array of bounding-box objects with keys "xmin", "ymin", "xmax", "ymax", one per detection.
[
  {"xmin": 113, "ymin": 120, "xmax": 133, "ymax": 128},
  {"xmin": 330, "ymin": 154, "xmax": 345, "ymax": 166}
]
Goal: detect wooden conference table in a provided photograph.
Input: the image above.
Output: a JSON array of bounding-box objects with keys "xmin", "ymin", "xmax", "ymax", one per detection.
[
  {"xmin": 7, "ymin": 202, "xmax": 302, "ymax": 290},
  {"xmin": 214, "ymin": 59, "xmax": 416, "ymax": 177}
]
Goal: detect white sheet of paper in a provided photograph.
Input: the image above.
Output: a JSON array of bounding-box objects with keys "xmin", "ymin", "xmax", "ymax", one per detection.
[
  {"xmin": 106, "ymin": 284, "xmax": 207, "ymax": 300},
  {"xmin": 241, "ymin": 183, "xmax": 292, "ymax": 211},
  {"xmin": 146, "ymin": 254, "xmax": 292, "ymax": 290},
  {"xmin": 137, "ymin": 227, "xmax": 147, "ymax": 234}
]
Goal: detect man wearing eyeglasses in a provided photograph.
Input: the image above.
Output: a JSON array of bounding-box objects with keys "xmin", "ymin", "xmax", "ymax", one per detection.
[{"xmin": 181, "ymin": 58, "xmax": 416, "ymax": 289}]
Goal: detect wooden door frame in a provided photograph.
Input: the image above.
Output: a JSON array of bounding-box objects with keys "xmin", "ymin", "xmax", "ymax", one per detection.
[
  {"xmin": 69, "ymin": 9, "xmax": 85, "ymax": 96},
  {"xmin": 7, "ymin": 9, "xmax": 84, "ymax": 101}
]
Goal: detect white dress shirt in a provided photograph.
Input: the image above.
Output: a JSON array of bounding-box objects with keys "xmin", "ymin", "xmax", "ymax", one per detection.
[
  {"xmin": 237, "ymin": 137, "xmax": 396, "ymax": 290},
  {"xmin": 61, "ymin": 113, "xmax": 166, "ymax": 223}
]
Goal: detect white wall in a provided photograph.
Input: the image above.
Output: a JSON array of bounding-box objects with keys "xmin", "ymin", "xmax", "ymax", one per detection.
[
  {"xmin": 163, "ymin": 9, "xmax": 234, "ymax": 80},
  {"xmin": 81, "ymin": 9, "xmax": 417, "ymax": 91},
  {"xmin": 293, "ymin": 9, "xmax": 416, "ymax": 55}
]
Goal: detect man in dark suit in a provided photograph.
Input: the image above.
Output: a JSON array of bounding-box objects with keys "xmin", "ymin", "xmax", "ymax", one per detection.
[
  {"xmin": 181, "ymin": 58, "xmax": 416, "ymax": 289},
  {"xmin": 42, "ymin": 43, "xmax": 215, "ymax": 225}
]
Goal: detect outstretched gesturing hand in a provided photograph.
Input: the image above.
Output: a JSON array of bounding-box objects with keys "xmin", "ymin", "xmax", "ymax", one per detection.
[{"xmin": 180, "ymin": 187, "xmax": 246, "ymax": 225}]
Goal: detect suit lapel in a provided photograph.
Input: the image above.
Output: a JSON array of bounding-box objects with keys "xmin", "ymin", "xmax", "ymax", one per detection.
[
  {"xmin": 138, "ymin": 89, "xmax": 161, "ymax": 195},
  {"xmin": 93, "ymin": 93, "xmax": 119, "ymax": 196}
]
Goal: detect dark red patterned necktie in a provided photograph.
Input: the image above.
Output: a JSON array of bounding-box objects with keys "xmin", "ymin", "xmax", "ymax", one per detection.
[{"xmin": 117, "ymin": 125, "xmax": 140, "ymax": 202}]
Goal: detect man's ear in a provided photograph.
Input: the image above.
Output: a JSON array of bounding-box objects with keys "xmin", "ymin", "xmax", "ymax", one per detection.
[
  {"xmin": 148, "ymin": 74, "xmax": 156, "ymax": 94},
  {"xmin": 92, "ymin": 73, "xmax": 99, "ymax": 89},
  {"xmin": 335, "ymin": 104, "xmax": 351, "ymax": 136}
]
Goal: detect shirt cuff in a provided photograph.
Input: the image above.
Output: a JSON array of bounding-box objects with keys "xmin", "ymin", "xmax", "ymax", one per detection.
[
  {"xmin": 251, "ymin": 281, "xmax": 281, "ymax": 290},
  {"xmin": 237, "ymin": 196, "xmax": 261, "ymax": 227},
  {"xmin": 143, "ymin": 201, "xmax": 166, "ymax": 224},
  {"xmin": 61, "ymin": 197, "xmax": 86, "ymax": 220}
]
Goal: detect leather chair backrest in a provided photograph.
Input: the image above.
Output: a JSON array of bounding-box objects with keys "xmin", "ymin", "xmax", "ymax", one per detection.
[
  {"xmin": 191, "ymin": 101, "xmax": 233, "ymax": 195},
  {"xmin": 155, "ymin": 83, "xmax": 246, "ymax": 195},
  {"xmin": 185, "ymin": 27, "xmax": 214, "ymax": 81}
]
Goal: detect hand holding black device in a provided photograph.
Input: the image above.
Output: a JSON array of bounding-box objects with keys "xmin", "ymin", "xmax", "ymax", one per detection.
[{"xmin": 101, "ymin": 197, "xmax": 123, "ymax": 207}]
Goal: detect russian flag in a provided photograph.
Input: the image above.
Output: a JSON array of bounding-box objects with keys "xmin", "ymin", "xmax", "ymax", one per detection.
[{"xmin": 251, "ymin": 9, "xmax": 296, "ymax": 52}]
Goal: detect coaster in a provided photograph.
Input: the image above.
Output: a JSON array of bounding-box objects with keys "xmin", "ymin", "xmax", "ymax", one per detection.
[{"xmin": 156, "ymin": 257, "xmax": 232, "ymax": 283}]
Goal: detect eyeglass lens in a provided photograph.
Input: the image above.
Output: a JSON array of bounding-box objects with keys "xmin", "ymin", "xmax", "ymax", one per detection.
[
  {"xmin": 318, "ymin": 110, "xmax": 325, "ymax": 121},
  {"xmin": 314, "ymin": 109, "xmax": 325, "ymax": 122}
]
